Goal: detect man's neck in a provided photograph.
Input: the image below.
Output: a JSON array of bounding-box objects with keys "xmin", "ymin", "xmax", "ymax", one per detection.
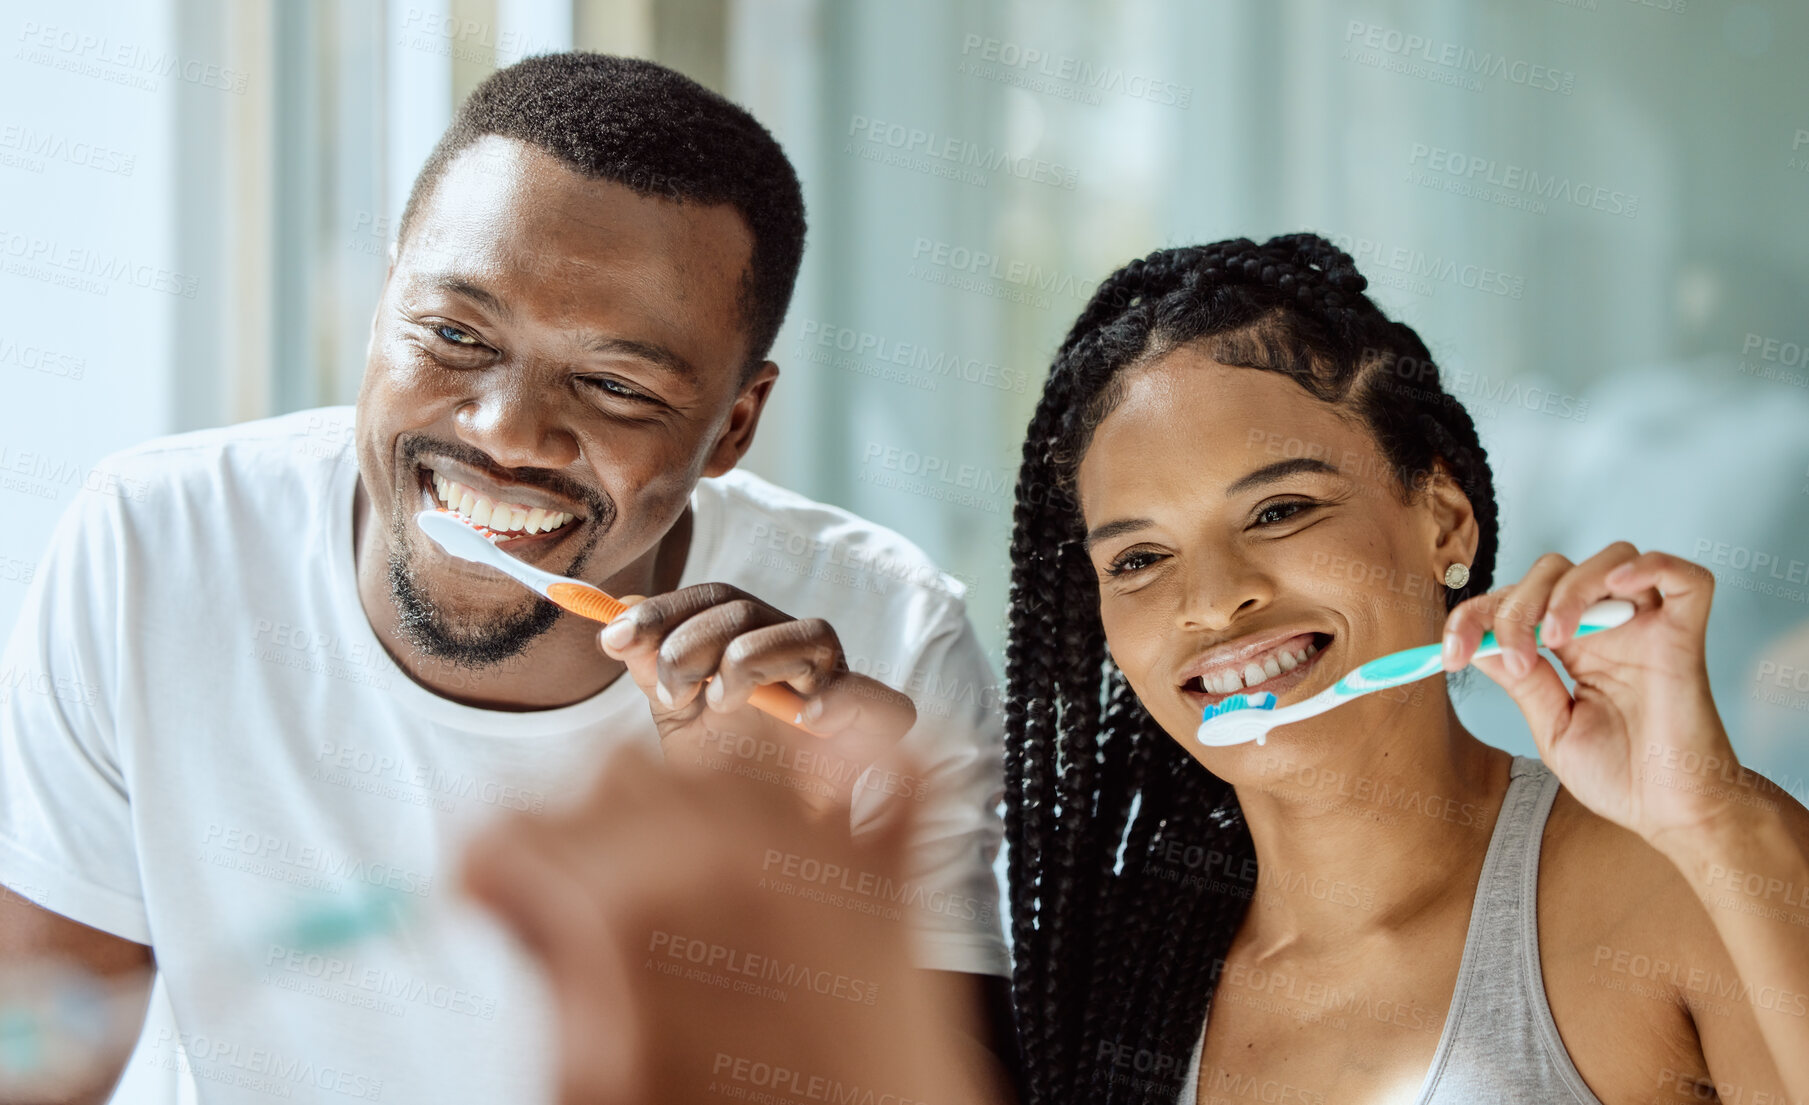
[{"xmin": 351, "ymin": 476, "xmax": 694, "ymax": 711}]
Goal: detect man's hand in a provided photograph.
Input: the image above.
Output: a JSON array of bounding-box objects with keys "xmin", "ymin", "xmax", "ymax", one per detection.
[
  {"xmin": 598, "ymin": 583, "xmax": 918, "ymax": 818},
  {"xmin": 460, "ymin": 742, "xmax": 1003, "ymax": 1105}
]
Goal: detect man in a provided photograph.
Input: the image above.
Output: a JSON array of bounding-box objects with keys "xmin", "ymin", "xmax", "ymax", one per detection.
[{"xmin": 0, "ymin": 54, "xmax": 1012, "ymax": 1103}]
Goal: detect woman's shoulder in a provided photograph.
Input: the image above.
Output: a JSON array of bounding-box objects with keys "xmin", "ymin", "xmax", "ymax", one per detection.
[
  {"xmin": 1538, "ymin": 781, "xmax": 1717, "ymax": 968},
  {"xmin": 1535, "ymin": 780, "xmax": 1734, "ymax": 1089}
]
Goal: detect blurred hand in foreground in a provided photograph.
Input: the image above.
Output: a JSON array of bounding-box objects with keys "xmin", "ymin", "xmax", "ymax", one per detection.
[{"xmin": 461, "ymin": 742, "xmax": 1007, "ymax": 1105}]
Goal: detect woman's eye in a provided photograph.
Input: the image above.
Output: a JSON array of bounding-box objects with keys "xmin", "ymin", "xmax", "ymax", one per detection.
[
  {"xmin": 1106, "ymin": 549, "xmax": 1163, "ymax": 576},
  {"xmin": 1254, "ymin": 500, "xmax": 1314, "ymax": 526},
  {"xmin": 435, "ymin": 325, "xmax": 480, "ymax": 346}
]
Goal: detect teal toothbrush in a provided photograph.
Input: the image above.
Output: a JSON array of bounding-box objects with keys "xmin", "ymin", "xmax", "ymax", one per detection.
[{"xmin": 1195, "ymin": 598, "xmax": 1636, "ymax": 747}]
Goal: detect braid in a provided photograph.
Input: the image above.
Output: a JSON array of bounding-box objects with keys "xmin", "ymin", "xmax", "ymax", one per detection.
[{"xmin": 1005, "ymin": 232, "xmax": 1500, "ymax": 1104}]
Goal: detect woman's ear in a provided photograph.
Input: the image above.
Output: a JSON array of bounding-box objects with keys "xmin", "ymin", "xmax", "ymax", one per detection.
[{"xmin": 1424, "ymin": 462, "xmax": 1480, "ymax": 577}]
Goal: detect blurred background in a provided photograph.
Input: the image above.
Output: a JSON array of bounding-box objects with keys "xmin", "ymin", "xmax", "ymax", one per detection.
[{"xmin": 3, "ymin": 0, "xmax": 1808, "ymax": 1094}]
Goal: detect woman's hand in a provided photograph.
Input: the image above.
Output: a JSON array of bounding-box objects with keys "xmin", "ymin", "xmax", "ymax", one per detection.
[
  {"xmin": 460, "ymin": 743, "xmax": 996, "ymax": 1105},
  {"xmin": 597, "ymin": 583, "xmax": 918, "ymax": 820},
  {"xmin": 1442, "ymin": 542, "xmax": 1738, "ymax": 849}
]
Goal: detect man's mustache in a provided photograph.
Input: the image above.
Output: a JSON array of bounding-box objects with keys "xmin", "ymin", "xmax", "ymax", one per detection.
[{"xmin": 396, "ymin": 434, "xmax": 615, "ymax": 527}]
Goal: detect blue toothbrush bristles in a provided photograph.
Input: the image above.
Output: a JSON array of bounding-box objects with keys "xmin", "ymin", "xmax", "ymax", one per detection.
[{"xmin": 1199, "ymin": 691, "xmax": 1277, "ymax": 722}]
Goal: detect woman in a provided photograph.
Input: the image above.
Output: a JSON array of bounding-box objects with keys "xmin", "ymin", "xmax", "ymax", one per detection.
[
  {"xmin": 462, "ymin": 234, "xmax": 1809, "ymax": 1105},
  {"xmin": 1003, "ymin": 233, "xmax": 1809, "ymax": 1104}
]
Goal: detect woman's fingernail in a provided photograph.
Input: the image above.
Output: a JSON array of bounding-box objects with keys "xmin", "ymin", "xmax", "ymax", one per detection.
[
  {"xmin": 655, "ymin": 682, "xmax": 674, "ymax": 708},
  {"xmin": 1508, "ymin": 650, "xmax": 1532, "ymax": 678},
  {"xmin": 705, "ymin": 680, "xmax": 724, "ymax": 709},
  {"xmin": 803, "ymin": 696, "xmax": 825, "ymax": 723},
  {"xmin": 1540, "ymin": 614, "xmax": 1562, "ymax": 647},
  {"xmin": 1442, "ymin": 633, "xmax": 1460, "ymax": 671}
]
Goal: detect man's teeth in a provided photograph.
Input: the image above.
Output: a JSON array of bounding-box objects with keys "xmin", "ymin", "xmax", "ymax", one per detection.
[
  {"xmin": 431, "ymin": 474, "xmax": 575, "ymax": 535},
  {"xmin": 1197, "ymin": 640, "xmax": 1319, "ymax": 695}
]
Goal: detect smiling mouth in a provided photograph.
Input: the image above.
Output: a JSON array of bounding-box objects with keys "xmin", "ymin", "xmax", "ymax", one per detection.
[
  {"xmin": 1180, "ymin": 631, "xmax": 1334, "ymax": 706},
  {"xmin": 415, "ymin": 467, "xmax": 582, "ymax": 545}
]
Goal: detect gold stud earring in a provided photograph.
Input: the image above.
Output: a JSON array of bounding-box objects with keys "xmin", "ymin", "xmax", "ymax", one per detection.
[{"xmin": 1444, "ymin": 562, "xmax": 1470, "ymax": 590}]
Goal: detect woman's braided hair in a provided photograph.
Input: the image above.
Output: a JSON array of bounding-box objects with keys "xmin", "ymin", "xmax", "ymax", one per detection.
[{"xmin": 1004, "ymin": 233, "xmax": 1498, "ymax": 1104}]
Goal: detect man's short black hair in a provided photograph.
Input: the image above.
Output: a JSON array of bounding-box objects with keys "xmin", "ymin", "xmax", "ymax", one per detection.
[{"xmin": 398, "ymin": 52, "xmax": 806, "ymax": 373}]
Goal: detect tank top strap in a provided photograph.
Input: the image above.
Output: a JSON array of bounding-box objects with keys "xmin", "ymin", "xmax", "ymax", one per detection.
[
  {"xmin": 1177, "ymin": 756, "xmax": 1604, "ymax": 1105},
  {"xmin": 1416, "ymin": 755, "xmax": 1602, "ymax": 1104}
]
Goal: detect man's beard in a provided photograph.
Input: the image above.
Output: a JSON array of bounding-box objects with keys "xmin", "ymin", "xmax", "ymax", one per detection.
[
  {"xmin": 384, "ymin": 435, "xmax": 610, "ymax": 669},
  {"xmin": 387, "ymin": 538, "xmax": 562, "ymax": 667}
]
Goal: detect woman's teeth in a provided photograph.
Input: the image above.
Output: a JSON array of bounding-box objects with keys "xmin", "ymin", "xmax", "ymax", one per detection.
[
  {"xmin": 431, "ymin": 474, "xmax": 575, "ymax": 536},
  {"xmin": 1194, "ymin": 640, "xmax": 1319, "ymax": 696}
]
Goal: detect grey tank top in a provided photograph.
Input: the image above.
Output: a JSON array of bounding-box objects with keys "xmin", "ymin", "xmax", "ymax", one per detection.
[{"xmin": 1177, "ymin": 756, "xmax": 1605, "ymax": 1105}]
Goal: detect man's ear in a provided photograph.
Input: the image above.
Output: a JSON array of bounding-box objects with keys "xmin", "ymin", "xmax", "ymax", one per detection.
[
  {"xmin": 702, "ymin": 361, "xmax": 780, "ymax": 478},
  {"xmin": 1424, "ymin": 461, "xmax": 1480, "ymax": 578}
]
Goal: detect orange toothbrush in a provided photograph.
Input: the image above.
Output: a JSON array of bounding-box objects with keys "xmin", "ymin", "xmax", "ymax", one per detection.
[{"xmin": 415, "ymin": 509, "xmax": 808, "ymax": 726}]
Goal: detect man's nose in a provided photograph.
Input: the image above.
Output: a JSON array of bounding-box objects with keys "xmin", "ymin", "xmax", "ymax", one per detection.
[{"xmin": 454, "ymin": 374, "xmax": 580, "ymax": 472}]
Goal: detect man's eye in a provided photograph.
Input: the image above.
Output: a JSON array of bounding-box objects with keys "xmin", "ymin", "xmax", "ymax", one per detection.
[
  {"xmin": 1106, "ymin": 550, "xmax": 1163, "ymax": 576},
  {"xmin": 436, "ymin": 325, "xmax": 480, "ymax": 346},
  {"xmin": 587, "ymin": 377, "xmax": 645, "ymax": 400}
]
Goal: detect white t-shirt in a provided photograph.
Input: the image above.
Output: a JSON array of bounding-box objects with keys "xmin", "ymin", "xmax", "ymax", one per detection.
[{"xmin": 0, "ymin": 406, "xmax": 1008, "ymax": 1104}]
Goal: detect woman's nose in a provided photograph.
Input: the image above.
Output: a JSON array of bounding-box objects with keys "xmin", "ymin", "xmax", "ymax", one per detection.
[{"xmin": 1176, "ymin": 552, "xmax": 1272, "ymax": 630}]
